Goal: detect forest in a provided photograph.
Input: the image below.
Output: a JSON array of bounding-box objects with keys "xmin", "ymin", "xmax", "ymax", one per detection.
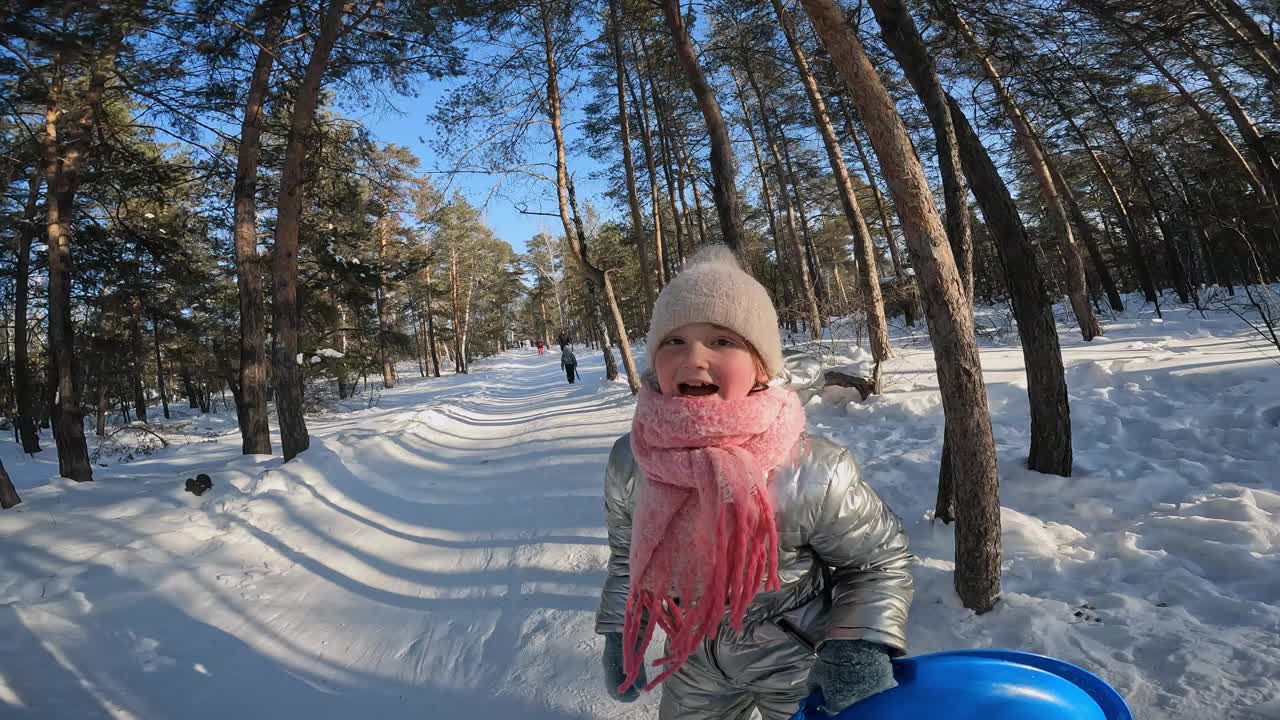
[{"xmin": 2, "ymin": 0, "xmax": 1278, "ymax": 620}]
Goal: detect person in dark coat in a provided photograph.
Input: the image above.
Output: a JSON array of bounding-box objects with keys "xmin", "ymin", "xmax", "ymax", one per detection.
[{"xmin": 561, "ymin": 346, "xmax": 578, "ymax": 383}]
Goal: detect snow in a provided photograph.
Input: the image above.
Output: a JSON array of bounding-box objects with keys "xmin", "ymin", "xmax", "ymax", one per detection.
[
  {"xmin": 316, "ymin": 348, "xmax": 344, "ymax": 359},
  {"xmin": 1, "ymin": 294, "xmax": 1278, "ymax": 719}
]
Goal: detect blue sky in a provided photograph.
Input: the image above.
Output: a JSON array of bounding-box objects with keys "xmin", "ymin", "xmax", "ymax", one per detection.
[{"xmin": 352, "ymin": 73, "xmax": 615, "ymax": 256}]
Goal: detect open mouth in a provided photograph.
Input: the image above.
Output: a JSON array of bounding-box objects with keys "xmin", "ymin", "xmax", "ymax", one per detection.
[{"xmin": 678, "ymin": 382, "xmax": 719, "ymax": 397}]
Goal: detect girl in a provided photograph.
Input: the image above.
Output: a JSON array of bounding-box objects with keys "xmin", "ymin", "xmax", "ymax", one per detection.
[{"xmin": 595, "ymin": 246, "xmax": 913, "ymax": 719}]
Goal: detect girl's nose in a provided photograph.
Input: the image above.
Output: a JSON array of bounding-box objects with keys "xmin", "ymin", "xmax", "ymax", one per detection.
[{"xmin": 684, "ymin": 342, "xmax": 711, "ymax": 369}]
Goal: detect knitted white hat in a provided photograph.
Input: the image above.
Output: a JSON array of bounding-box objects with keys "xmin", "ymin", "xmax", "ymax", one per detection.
[{"xmin": 645, "ymin": 245, "xmax": 784, "ymax": 376}]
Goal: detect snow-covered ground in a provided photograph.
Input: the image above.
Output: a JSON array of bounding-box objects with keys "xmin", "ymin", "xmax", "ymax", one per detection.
[{"xmin": 1, "ymin": 297, "xmax": 1278, "ymax": 720}]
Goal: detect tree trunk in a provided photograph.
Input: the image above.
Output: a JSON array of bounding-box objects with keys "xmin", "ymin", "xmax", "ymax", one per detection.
[
  {"xmin": 948, "ymin": 94, "xmax": 1073, "ymax": 479},
  {"xmin": 660, "ymin": 0, "xmax": 746, "ymax": 252},
  {"xmin": 449, "ymin": 248, "xmax": 467, "ymax": 374},
  {"xmin": 231, "ymin": 0, "xmax": 285, "ymax": 456},
  {"xmin": 40, "ymin": 37, "xmax": 118, "ymax": 483},
  {"xmin": 869, "ymin": 0, "xmax": 974, "ymax": 299},
  {"xmin": 943, "ymin": 5, "xmax": 1101, "ymax": 341},
  {"xmin": 181, "ymin": 362, "xmax": 198, "ymax": 409},
  {"xmin": 1127, "ymin": 30, "xmax": 1269, "ymax": 203},
  {"xmin": 731, "ymin": 71, "xmax": 793, "ymax": 316},
  {"xmin": 1068, "ymin": 76, "xmax": 1162, "ymax": 302},
  {"xmin": 627, "ymin": 42, "xmax": 668, "ymax": 288},
  {"xmin": 678, "ymin": 143, "xmax": 710, "ymax": 247},
  {"xmin": 539, "ymin": 0, "xmax": 640, "ymax": 394},
  {"xmin": 804, "ymin": 0, "xmax": 1001, "ymax": 613},
  {"xmin": 1177, "ymin": 36, "xmax": 1280, "ymax": 209},
  {"xmin": 0, "ymin": 458, "xmax": 20, "ymax": 509},
  {"xmin": 568, "ymin": 179, "xmax": 620, "ymax": 381},
  {"xmin": 1210, "ymin": 0, "xmax": 1280, "ymax": 82},
  {"xmin": 412, "ymin": 303, "xmax": 426, "ymax": 378},
  {"xmin": 14, "ymin": 172, "xmax": 41, "ymax": 453},
  {"xmin": 152, "ymin": 316, "xmax": 170, "ymax": 420},
  {"xmin": 1197, "ymin": 0, "xmax": 1280, "ymax": 83},
  {"xmin": 1048, "ymin": 161, "xmax": 1125, "ymax": 312},
  {"xmin": 129, "ymin": 300, "xmax": 148, "ymax": 423},
  {"xmin": 423, "ymin": 274, "xmax": 440, "ymax": 377},
  {"xmin": 774, "ymin": 0, "xmax": 891, "ymax": 362},
  {"xmin": 650, "ymin": 78, "xmax": 688, "ymax": 273},
  {"xmin": 743, "ymin": 63, "xmax": 823, "ymax": 339},
  {"xmin": 272, "ymin": 0, "xmax": 347, "ymax": 460},
  {"xmin": 836, "ymin": 93, "xmax": 908, "ymax": 284},
  {"xmin": 608, "ymin": 0, "xmax": 655, "ymax": 314},
  {"xmin": 835, "ymin": 92, "xmax": 916, "ymax": 326},
  {"xmin": 1121, "ymin": 102, "xmax": 1197, "ymax": 303},
  {"xmin": 777, "ymin": 120, "xmax": 829, "ymax": 306},
  {"xmin": 376, "ymin": 219, "xmax": 395, "ymax": 389}
]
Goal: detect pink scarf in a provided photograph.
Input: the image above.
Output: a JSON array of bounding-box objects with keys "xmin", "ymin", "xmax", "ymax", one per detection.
[{"xmin": 620, "ymin": 385, "xmax": 806, "ymax": 693}]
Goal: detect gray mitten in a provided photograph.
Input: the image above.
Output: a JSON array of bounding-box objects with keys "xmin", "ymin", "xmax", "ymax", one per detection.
[
  {"xmin": 809, "ymin": 640, "xmax": 897, "ymax": 714},
  {"xmin": 602, "ymin": 633, "xmax": 646, "ymax": 702}
]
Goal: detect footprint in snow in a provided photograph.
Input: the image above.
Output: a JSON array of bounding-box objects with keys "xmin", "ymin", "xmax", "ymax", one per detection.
[
  {"xmin": 1071, "ymin": 603, "xmax": 1103, "ymax": 625},
  {"xmin": 1262, "ymin": 406, "xmax": 1280, "ymax": 428}
]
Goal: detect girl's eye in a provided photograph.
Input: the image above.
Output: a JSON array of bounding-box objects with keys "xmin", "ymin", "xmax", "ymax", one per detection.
[
  {"xmin": 662, "ymin": 337, "xmax": 684, "ymax": 346},
  {"xmin": 712, "ymin": 337, "xmax": 738, "ymax": 348}
]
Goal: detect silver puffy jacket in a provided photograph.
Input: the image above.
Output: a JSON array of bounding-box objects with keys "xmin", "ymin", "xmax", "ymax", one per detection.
[{"xmin": 595, "ymin": 426, "xmax": 914, "ymax": 719}]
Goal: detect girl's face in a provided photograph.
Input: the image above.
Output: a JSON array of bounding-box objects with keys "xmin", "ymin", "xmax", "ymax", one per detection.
[{"xmin": 654, "ymin": 323, "xmax": 769, "ymax": 401}]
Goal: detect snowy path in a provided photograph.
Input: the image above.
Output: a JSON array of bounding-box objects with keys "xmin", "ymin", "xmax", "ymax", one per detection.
[
  {"xmin": 1, "ymin": 351, "xmax": 652, "ymax": 719},
  {"xmin": 2, "ymin": 304, "xmax": 1279, "ymax": 719}
]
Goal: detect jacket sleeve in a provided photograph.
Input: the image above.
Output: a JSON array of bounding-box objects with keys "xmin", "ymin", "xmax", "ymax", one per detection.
[
  {"xmin": 595, "ymin": 435, "xmax": 636, "ymax": 634},
  {"xmin": 809, "ymin": 448, "xmax": 914, "ymax": 655}
]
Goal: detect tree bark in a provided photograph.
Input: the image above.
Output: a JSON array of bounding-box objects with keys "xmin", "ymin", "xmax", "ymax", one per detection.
[
  {"xmin": 449, "ymin": 247, "xmax": 467, "ymax": 374},
  {"xmin": 1051, "ymin": 163, "xmax": 1125, "ymax": 312},
  {"xmin": 660, "ymin": 0, "xmax": 746, "ymax": 252},
  {"xmin": 804, "ymin": 0, "xmax": 1001, "ymax": 613},
  {"xmin": 868, "ymin": 0, "xmax": 974, "ymax": 299},
  {"xmin": 678, "ymin": 143, "xmax": 710, "ymax": 247},
  {"xmin": 152, "ymin": 316, "xmax": 170, "ymax": 419},
  {"xmin": 1209, "ymin": 0, "xmax": 1280, "ymax": 81},
  {"xmin": 540, "ymin": 0, "xmax": 640, "ymax": 393},
  {"xmin": 1127, "ymin": 29, "xmax": 1269, "ymax": 203},
  {"xmin": 608, "ymin": 0, "xmax": 655, "ymax": 313},
  {"xmin": 627, "ymin": 42, "xmax": 668, "ymax": 287},
  {"xmin": 0, "ymin": 458, "xmax": 20, "ymax": 509},
  {"xmin": 942, "ymin": 4, "xmax": 1101, "ymax": 341},
  {"xmin": 376, "ymin": 219, "xmax": 395, "ymax": 388},
  {"xmin": 423, "ymin": 271, "xmax": 441, "ymax": 377},
  {"xmin": 568, "ymin": 178, "xmax": 619, "ymax": 381},
  {"xmin": 742, "ymin": 63, "xmax": 823, "ymax": 338},
  {"xmin": 650, "ymin": 77, "xmax": 688, "ymax": 272},
  {"xmin": 948, "ymin": 94, "xmax": 1073, "ymax": 478},
  {"xmin": 129, "ymin": 299, "xmax": 148, "ymax": 423},
  {"xmin": 838, "ymin": 94, "xmax": 908, "ymax": 283},
  {"xmin": 14, "ymin": 172, "xmax": 41, "ymax": 452},
  {"xmin": 774, "ymin": 0, "xmax": 891, "ymax": 362},
  {"xmin": 1197, "ymin": 0, "xmax": 1280, "ymax": 83},
  {"xmin": 1176, "ymin": 36, "xmax": 1280, "ymax": 208},
  {"xmin": 231, "ymin": 0, "xmax": 286, "ymax": 456},
  {"xmin": 777, "ymin": 120, "xmax": 828, "ymax": 305},
  {"xmin": 731, "ymin": 71, "xmax": 792, "ymax": 315},
  {"xmin": 1068, "ymin": 76, "xmax": 1163, "ymax": 303},
  {"xmin": 835, "ymin": 91, "xmax": 917, "ymax": 326},
  {"xmin": 41, "ymin": 33, "xmax": 120, "ymax": 482},
  {"xmin": 271, "ymin": 0, "xmax": 347, "ymax": 460}
]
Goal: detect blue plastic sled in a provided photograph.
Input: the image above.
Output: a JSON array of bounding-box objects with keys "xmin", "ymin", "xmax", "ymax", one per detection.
[{"xmin": 791, "ymin": 650, "xmax": 1132, "ymax": 720}]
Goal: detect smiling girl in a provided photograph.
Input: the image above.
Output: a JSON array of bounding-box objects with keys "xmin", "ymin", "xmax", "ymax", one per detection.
[{"xmin": 594, "ymin": 245, "xmax": 914, "ymax": 719}]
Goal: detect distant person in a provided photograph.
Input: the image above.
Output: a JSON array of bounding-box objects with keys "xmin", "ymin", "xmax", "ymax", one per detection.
[
  {"xmin": 536, "ymin": 339, "xmax": 545, "ymax": 355},
  {"xmin": 595, "ymin": 246, "xmax": 912, "ymax": 719},
  {"xmin": 561, "ymin": 345, "xmax": 578, "ymax": 384}
]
